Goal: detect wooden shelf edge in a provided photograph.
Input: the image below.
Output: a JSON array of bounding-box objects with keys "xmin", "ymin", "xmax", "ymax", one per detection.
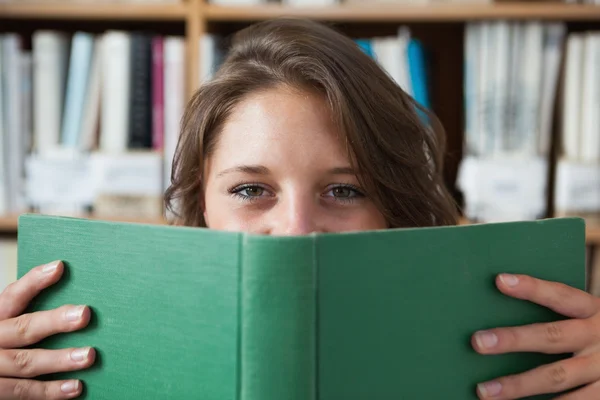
[
  {"xmin": 204, "ymin": 3, "xmax": 600, "ymax": 22},
  {"xmin": 1, "ymin": 214, "xmax": 599, "ymax": 245},
  {"xmin": 0, "ymin": 2, "xmax": 189, "ymax": 21},
  {"xmin": 0, "ymin": 214, "xmax": 168, "ymax": 233}
]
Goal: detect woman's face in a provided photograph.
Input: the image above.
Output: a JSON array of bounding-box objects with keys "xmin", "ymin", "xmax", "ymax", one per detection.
[{"xmin": 202, "ymin": 86, "xmax": 387, "ymax": 235}]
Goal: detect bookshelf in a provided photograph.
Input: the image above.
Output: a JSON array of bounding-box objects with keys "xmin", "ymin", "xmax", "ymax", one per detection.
[{"xmin": 1, "ymin": 0, "xmax": 599, "ymax": 245}]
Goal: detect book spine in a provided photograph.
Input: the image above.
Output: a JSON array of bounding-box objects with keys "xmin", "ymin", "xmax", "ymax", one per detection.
[
  {"xmin": 163, "ymin": 36, "xmax": 184, "ymax": 191},
  {"xmin": 32, "ymin": 31, "xmax": 69, "ymax": 155},
  {"xmin": 79, "ymin": 36, "xmax": 102, "ymax": 152},
  {"xmin": 100, "ymin": 31, "xmax": 131, "ymax": 153},
  {"xmin": 3, "ymin": 34, "xmax": 24, "ymax": 213},
  {"xmin": 128, "ymin": 33, "xmax": 153, "ymax": 149},
  {"xmin": 61, "ymin": 32, "xmax": 94, "ymax": 148},
  {"xmin": 240, "ymin": 235, "xmax": 316, "ymax": 400},
  {"xmin": 152, "ymin": 36, "xmax": 164, "ymax": 151},
  {"xmin": 562, "ymin": 33, "xmax": 583, "ymax": 161}
]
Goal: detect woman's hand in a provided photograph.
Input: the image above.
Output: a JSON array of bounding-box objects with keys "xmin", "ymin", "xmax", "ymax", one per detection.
[
  {"xmin": 473, "ymin": 273, "xmax": 600, "ymax": 399},
  {"xmin": 0, "ymin": 261, "xmax": 95, "ymax": 399}
]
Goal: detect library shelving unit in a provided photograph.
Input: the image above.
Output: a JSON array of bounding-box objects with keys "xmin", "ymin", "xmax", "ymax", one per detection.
[{"xmin": 1, "ymin": 0, "xmax": 600, "ymax": 245}]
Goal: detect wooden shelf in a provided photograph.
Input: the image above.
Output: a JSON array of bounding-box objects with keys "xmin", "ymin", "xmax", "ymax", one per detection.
[
  {"xmin": 0, "ymin": 2, "xmax": 189, "ymax": 21},
  {"xmin": 204, "ymin": 3, "xmax": 600, "ymax": 22},
  {"xmin": 0, "ymin": 214, "xmax": 167, "ymax": 233},
  {"xmin": 0, "ymin": 214, "xmax": 598, "ymax": 245}
]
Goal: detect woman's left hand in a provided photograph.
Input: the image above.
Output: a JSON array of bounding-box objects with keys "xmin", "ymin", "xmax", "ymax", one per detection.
[{"xmin": 472, "ymin": 273, "xmax": 600, "ymax": 400}]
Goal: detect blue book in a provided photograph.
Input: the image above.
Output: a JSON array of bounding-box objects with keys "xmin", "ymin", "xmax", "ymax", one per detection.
[
  {"xmin": 61, "ymin": 32, "xmax": 94, "ymax": 148},
  {"xmin": 407, "ymin": 39, "xmax": 430, "ymax": 110},
  {"xmin": 354, "ymin": 39, "xmax": 374, "ymax": 58}
]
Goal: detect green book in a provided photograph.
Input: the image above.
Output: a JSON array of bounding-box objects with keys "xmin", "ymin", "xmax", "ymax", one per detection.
[{"xmin": 17, "ymin": 214, "xmax": 585, "ymax": 399}]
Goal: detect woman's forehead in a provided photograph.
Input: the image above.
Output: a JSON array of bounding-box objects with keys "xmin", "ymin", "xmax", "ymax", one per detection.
[{"xmin": 211, "ymin": 87, "xmax": 351, "ymax": 173}]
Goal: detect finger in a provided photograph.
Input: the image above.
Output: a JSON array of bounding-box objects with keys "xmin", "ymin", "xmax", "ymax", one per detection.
[
  {"xmin": 0, "ymin": 347, "xmax": 95, "ymax": 379},
  {"xmin": 472, "ymin": 319, "xmax": 594, "ymax": 355},
  {"xmin": 496, "ymin": 274, "xmax": 598, "ymax": 319},
  {"xmin": 0, "ymin": 305, "xmax": 91, "ymax": 348},
  {"xmin": 554, "ymin": 378, "xmax": 600, "ymax": 400},
  {"xmin": 0, "ymin": 378, "xmax": 82, "ymax": 400},
  {"xmin": 476, "ymin": 354, "xmax": 600, "ymax": 399},
  {"xmin": 0, "ymin": 261, "xmax": 64, "ymax": 320}
]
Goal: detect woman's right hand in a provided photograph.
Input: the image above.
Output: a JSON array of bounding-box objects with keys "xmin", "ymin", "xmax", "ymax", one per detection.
[{"xmin": 0, "ymin": 261, "xmax": 96, "ymax": 399}]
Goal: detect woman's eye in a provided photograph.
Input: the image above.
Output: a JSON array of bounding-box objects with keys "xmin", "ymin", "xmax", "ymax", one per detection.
[
  {"xmin": 332, "ymin": 187, "xmax": 353, "ymax": 198},
  {"xmin": 241, "ymin": 186, "xmax": 264, "ymax": 197},
  {"xmin": 324, "ymin": 185, "xmax": 365, "ymax": 201},
  {"xmin": 230, "ymin": 184, "xmax": 269, "ymax": 202}
]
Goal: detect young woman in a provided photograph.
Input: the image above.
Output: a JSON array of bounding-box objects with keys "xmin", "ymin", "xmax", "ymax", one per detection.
[{"xmin": 0, "ymin": 18, "xmax": 598, "ymax": 400}]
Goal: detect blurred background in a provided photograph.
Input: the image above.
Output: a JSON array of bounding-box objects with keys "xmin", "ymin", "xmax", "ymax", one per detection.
[{"xmin": 0, "ymin": 0, "xmax": 599, "ymax": 293}]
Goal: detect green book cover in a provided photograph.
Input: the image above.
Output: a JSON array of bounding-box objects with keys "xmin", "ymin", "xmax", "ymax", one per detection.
[{"xmin": 17, "ymin": 214, "xmax": 585, "ymax": 399}]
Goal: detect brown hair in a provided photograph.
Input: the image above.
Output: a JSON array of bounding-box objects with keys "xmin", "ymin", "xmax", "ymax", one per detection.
[{"xmin": 164, "ymin": 18, "xmax": 458, "ymax": 228}]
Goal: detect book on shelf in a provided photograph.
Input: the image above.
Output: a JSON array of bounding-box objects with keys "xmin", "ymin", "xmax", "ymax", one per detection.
[
  {"xmin": 199, "ymin": 28, "xmax": 431, "ymax": 109},
  {"xmin": 457, "ymin": 21, "xmax": 566, "ymax": 223},
  {"xmin": 555, "ymin": 31, "xmax": 600, "ymax": 220},
  {"xmin": 18, "ymin": 214, "xmax": 585, "ymax": 399},
  {"xmin": 0, "ymin": 30, "xmax": 186, "ymax": 219}
]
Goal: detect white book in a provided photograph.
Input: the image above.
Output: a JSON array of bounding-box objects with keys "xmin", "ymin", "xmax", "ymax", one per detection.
[
  {"xmin": 80, "ymin": 36, "xmax": 103, "ymax": 152},
  {"xmin": 374, "ymin": 37, "xmax": 399, "ymax": 89},
  {"xmin": 373, "ymin": 35, "xmax": 411, "ymax": 94},
  {"xmin": 61, "ymin": 32, "xmax": 95, "ymax": 149},
  {"xmin": 397, "ymin": 27, "xmax": 413, "ymax": 97},
  {"xmin": 580, "ymin": 33, "xmax": 600, "ymax": 164},
  {"xmin": 506, "ymin": 23, "xmax": 524, "ymax": 153},
  {"xmin": 100, "ymin": 31, "xmax": 131, "ymax": 153},
  {"xmin": 163, "ymin": 36, "xmax": 185, "ymax": 193},
  {"xmin": 3, "ymin": 35, "xmax": 24, "ymax": 213},
  {"xmin": 32, "ymin": 31, "xmax": 69, "ymax": 155},
  {"xmin": 199, "ymin": 33, "xmax": 216, "ymax": 84},
  {"xmin": 562, "ymin": 33, "xmax": 584, "ymax": 161},
  {"xmin": 464, "ymin": 23, "xmax": 482, "ymax": 156},
  {"xmin": 537, "ymin": 23, "xmax": 566, "ymax": 157},
  {"xmin": 517, "ymin": 22, "xmax": 543, "ymax": 156},
  {"xmin": 491, "ymin": 21, "xmax": 510, "ymax": 154},
  {"xmin": 479, "ymin": 23, "xmax": 493, "ymax": 155},
  {"xmin": 21, "ymin": 52, "xmax": 33, "ymax": 173}
]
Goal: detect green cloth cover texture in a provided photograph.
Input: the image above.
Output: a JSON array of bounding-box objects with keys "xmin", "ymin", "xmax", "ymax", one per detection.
[{"xmin": 17, "ymin": 214, "xmax": 585, "ymax": 399}]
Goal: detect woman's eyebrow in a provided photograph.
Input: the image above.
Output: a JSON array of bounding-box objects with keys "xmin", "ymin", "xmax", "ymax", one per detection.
[
  {"xmin": 328, "ymin": 167, "xmax": 356, "ymax": 175},
  {"xmin": 217, "ymin": 165, "xmax": 270, "ymax": 177}
]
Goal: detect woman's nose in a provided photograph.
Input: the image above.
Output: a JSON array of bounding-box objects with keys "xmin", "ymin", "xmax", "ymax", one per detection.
[{"xmin": 269, "ymin": 196, "xmax": 321, "ymax": 236}]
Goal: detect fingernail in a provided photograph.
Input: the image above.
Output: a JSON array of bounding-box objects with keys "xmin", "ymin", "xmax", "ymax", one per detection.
[
  {"xmin": 70, "ymin": 347, "xmax": 90, "ymax": 362},
  {"xmin": 477, "ymin": 381, "xmax": 502, "ymax": 397},
  {"xmin": 500, "ymin": 274, "xmax": 519, "ymax": 287},
  {"xmin": 61, "ymin": 380, "xmax": 80, "ymax": 394},
  {"xmin": 66, "ymin": 306, "xmax": 85, "ymax": 322},
  {"xmin": 42, "ymin": 260, "xmax": 60, "ymax": 274},
  {"xmin": 475, "ymin": 330, "xmax": 498, "ymax": 349}
]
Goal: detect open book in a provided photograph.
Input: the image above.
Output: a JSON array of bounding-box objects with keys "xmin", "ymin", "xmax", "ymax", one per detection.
[{"xmin": 17, "ymin": 214, "xmax": 585, "ymax": 399}]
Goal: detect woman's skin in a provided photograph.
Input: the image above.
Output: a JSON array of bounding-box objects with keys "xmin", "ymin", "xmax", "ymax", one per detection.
[{"xmin": 2, "ymin": 86, "xmax": 600, "ymax": 400}]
